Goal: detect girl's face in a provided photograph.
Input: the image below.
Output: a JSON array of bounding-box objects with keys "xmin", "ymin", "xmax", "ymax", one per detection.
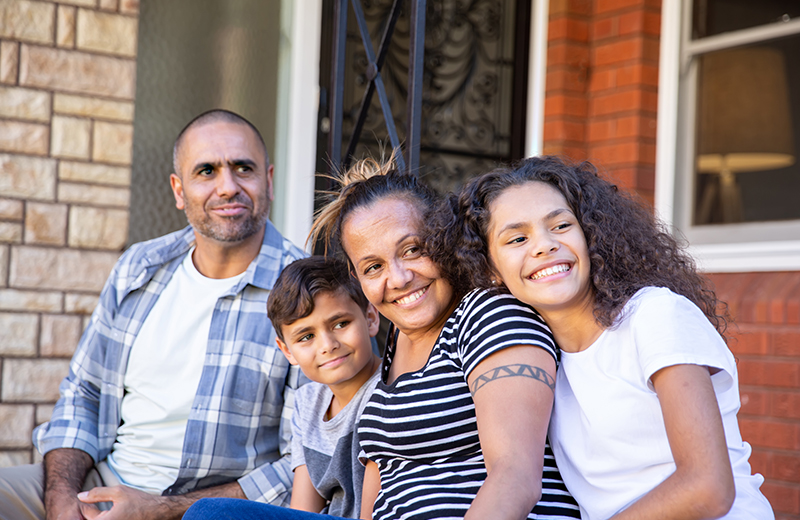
[
  {"xmin": 341, "ymin": 197, "xmax": 457, "ymax": 338},
  {"xmin": 486, "ymin": 181, "xmax": 593, "ymax": 319}
]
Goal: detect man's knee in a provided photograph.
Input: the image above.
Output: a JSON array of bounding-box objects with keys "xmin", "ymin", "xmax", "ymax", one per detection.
[{"xmin": 0, "ymin": 464, "xmax": 46, "ymax": 520}]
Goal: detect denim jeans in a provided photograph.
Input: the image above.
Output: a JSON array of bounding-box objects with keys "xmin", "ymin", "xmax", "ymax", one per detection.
[{"xmin": 182, "ymin": 498, "xmax": 351, "ymax": 520}]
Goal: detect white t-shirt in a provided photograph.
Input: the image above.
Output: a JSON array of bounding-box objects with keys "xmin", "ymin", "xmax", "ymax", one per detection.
[
  {"xmin": 107, "ymin": 249, "xmax": 244, "ymax": 494},
  {"xmin": 549, "ymin": 287, "xmax": 773, "ymax": 520}
]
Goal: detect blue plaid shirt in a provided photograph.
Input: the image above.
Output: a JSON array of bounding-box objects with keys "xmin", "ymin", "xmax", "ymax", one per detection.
[{"xmin": 33, "ymin": 221, "xmax": 306, "ymax": 504}]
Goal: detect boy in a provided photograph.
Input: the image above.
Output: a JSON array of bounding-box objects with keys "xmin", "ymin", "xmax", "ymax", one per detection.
[{"xmin": 269, "ymin": 256, "xmax": 382, "ymax": 518}]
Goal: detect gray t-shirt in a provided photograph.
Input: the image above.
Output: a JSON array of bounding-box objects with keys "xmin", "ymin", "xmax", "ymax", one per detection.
[{"xmin": 291, "ymin": 369, "xmax": 380, "ymax": 518}]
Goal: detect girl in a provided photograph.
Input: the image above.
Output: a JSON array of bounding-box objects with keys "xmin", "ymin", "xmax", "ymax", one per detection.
[{"xmin": 433, "ymin": 156, "xmax": 774, "ymax": 520}]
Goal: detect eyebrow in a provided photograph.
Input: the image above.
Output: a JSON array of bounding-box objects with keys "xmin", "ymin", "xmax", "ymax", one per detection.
[
  {"xmin": 190, "ymin": 158, "xmax": 258, "ymax": 173},
  {"xmin": 287, "ymin": 312, "xmax": 353, "ymax": 340},
  {"xmin": 495, "ymin": 209, "xmax": 571, "ymax": 236},
  {"xmin": 354, "ymin": 232, "xmax": 416, "ymax": 266}
]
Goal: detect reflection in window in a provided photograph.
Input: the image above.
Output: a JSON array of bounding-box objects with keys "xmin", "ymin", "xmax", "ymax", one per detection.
[
  {"xmin": 692, "ymin": 37, "xmax": 800, "ymax": 225},
  {"xmin": 692, "ymin": 0, "xmax": 799, "ymax": 39}
]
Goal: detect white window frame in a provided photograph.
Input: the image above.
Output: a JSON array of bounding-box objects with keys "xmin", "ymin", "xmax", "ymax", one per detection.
[{"xmin": 656, "ymin": 0, "xmax": 800, "ymax": 272}]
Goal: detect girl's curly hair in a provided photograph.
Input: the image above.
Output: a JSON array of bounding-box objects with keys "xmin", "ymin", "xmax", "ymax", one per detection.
[{"xmin": 426, "ymin": 155, "xmax": 728, "ymax": 336}]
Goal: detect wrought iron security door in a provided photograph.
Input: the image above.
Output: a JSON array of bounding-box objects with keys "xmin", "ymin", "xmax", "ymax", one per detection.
[{"xmin": 318, "ymin": 0, "xmax": 531, "ymax": 194}]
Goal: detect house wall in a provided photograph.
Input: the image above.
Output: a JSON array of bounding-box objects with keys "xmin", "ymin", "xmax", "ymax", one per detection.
[
  {"xmin": 0, "ymin": 0, "xmax": 139, "ymax": 466},
  {"xmin": 0, "ymin": 0, "xmax": 796, "ymax": 517},
  {"xmin": 543, "ymin": 1, "xmax": 800, "ymax": 518}
]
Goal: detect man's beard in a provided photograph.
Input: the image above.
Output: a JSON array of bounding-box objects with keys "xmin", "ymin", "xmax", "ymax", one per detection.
[{"xmin": 186, "ymin": 195, "xmax": 269, "ymax": 243}]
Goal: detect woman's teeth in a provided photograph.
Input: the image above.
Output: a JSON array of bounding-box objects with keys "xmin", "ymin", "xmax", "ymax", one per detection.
[{"xmin": 395, "ymin": 287, "xmax": 426, "ymax": 305}]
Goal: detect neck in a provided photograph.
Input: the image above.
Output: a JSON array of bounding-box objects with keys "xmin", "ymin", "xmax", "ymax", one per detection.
[
  {"xmin": 191, "ymin": 226, "xmax": 266, "ymax": 279},
  {"xmin": 327, "ymin": 354, "xmax": 381, "ymax": 419},
  {"xmin": 540, "ymin": 302, "xmax": 604, "ymax": 353}
]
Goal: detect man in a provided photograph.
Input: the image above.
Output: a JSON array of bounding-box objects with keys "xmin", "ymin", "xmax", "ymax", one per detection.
[{"xmin": 0, "ymin": 110, "xmax": 306, "ymax": 519}]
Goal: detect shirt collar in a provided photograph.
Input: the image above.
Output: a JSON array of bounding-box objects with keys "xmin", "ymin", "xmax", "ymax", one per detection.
[{"xmin": 136, "ymin": 220, "xmax": 289, "ymax": 293}]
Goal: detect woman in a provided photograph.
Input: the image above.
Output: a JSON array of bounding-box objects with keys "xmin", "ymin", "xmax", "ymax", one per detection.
[
  {"xmin": 434, "ymin": 155, "xmax": 773, "ymax": 520},
  {"xmin": 184, "ymin": 155, "xmax": 580, "ymax": 520}
]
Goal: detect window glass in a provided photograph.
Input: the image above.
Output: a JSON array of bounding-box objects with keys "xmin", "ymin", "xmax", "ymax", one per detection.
[
  {"xmin": 692, "ymin": 0, "xmax": 800, "ymax": 39},
  {"xmin": 692, "ymin": 35, "xmax": 800, "ymax": 225}
]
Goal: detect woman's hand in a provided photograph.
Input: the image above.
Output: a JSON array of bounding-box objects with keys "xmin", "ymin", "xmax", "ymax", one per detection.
[
  {"xmin": 465, "ymin": 345, "xmax": 557, "ymax": 520},
  {"xmin": 609, "ymin": 364, "xmax": 735, "ymax": 520}
]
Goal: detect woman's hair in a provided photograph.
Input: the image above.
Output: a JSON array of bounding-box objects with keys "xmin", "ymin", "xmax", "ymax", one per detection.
[
  {"xmin": 427, "ymin": 155, "xmax": 728, "ymax": 335},
  {"xmin": 309, "ymin": 151, "xmax": 444, "ymax": 272}
]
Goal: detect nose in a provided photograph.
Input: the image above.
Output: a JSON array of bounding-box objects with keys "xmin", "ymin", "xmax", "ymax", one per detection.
[
  {"xmin": 386, "ymin": 258, "xmax": 414, "ymax": 290},
  {"xmin": 532, "ymin": 235, "xmax": 559, "ymax": 257},
  {"xmin": 215, "ymin": 167, "xmax": 240, "ymax": 198},
  {"xmin": 319, "ymin": 331, "xmax": 340, "ymax": 355}
]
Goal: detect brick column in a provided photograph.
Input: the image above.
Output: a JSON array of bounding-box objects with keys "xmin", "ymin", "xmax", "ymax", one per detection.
[
  {"xmin": 0, "ymin": 0, "xmax": 139, "ymax": 466},
  {"xmin": 543, "ymin": 0, "xmax": 661, "ymax": 204},
  {"xmin": 709, "ymin": 272, "xmax": 800, "ymax": 520}
]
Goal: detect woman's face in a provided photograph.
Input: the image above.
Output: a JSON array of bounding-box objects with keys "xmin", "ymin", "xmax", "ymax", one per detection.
[
  {"xmin": 341, "ymin": 197, "xmax": 456, "ymax": 337},
  {"xmin": 486, "ymin": 181, "xmax": 593, "ymax": 319}
]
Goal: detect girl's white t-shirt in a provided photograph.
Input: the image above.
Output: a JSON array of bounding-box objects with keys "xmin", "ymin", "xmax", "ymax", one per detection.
[
  {"xmin": 106, "ymin": 249, "xmax": 244, "ymax": 494},
  {"xmin": 550, "ymin": 287, "xmax": 773, "ymax": 520}
]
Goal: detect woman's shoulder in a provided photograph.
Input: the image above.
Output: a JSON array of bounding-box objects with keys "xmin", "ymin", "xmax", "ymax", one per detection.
[
  {"xmin": 457, "ymin": 288, "xmax": 544, "ymax": 320},
  {"xmin": 449, "ymin": 288, "xmax": 556, "ymax": 361}
]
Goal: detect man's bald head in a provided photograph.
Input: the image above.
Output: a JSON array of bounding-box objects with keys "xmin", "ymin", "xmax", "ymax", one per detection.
[{"xmin": 172, "ymin": 109, "xmax": 269, "ymax": 176}]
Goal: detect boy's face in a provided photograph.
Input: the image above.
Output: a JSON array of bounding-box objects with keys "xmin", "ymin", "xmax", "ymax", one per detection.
[{"xmin": 277, "ymin": 289, "xmax": 380, "ymax": 389}]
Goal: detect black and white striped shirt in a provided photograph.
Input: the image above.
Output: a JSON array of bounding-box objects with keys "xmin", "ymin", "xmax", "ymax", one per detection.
[{"xmin": 358, "ymin": 289, "xmax": 580, "ymax": 519}]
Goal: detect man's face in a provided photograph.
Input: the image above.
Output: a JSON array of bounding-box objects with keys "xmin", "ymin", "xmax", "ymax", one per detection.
[{"xmin": 170, "ymin": 121, "xmax": 273, "ymax": 244}]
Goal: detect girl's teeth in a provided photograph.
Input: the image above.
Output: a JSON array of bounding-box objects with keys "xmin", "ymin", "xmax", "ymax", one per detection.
[{"xmin": 532, "ymin": 264, "xmax": 570, "ymax": 280}]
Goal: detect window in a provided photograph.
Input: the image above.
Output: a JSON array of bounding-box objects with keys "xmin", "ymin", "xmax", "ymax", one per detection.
[{"xmin": 657, "ymin": 0, "xmax": 800, "ymax": 271}]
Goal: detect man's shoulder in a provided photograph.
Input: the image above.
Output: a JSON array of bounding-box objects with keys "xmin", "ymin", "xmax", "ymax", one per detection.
[
  {"xmin": 109, "ymin": 227, "xmax": 194, "ymax": 290},
  {"xmin": 259, "ymin": 220, "xmax": 306, "ymax": 262},
  {"xmin": 122, "ymin": 227, "xmax": 194, "ymax": 262},
  {"xmin": 251, "ymin": 221, "xmax": 307, "ymax": 290}
]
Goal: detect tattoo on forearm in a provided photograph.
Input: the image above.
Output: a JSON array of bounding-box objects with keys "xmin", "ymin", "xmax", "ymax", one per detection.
[{"xmin": 470, "ymin": 364, "xmax": 555, "ymax": 395}]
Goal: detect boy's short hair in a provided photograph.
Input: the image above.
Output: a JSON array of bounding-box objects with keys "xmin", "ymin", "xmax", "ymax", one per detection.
[{"xmin": 268, "ymin": 256, "xmax": 370, "ymax": 342}]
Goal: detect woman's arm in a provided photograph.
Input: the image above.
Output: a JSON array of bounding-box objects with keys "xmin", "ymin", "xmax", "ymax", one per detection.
[
  {"xmin": 465, "ymin": 345, "xmax": 556, "ymax": 520},
  {"xmin": 360, "ymin": 459, "xmax": 381, "ymax": 520},
  {"xmin": 609, "ymin": 364, "xmax": 735, "ymax": 520},
  {"xmin": 289, "ymin": 465, "xmax": 326, "ymax": 513}
]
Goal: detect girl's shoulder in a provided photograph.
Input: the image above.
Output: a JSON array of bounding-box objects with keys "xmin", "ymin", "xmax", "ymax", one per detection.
[{"xmin": 621, "ymin": 286, "xmax": 703, "ymax": 326}]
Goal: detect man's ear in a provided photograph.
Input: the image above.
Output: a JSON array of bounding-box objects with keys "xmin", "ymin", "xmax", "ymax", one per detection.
[
  {"xmin": 266, "ymin": 164, "xmax": 275, "ymax": 202},
  {"xmin": 276, "ymin": 337, "xmax": 298, "ymax": 366},
  {"xmin": 365, "ymin": 303, "xmax": 380, "ymax": 337},
  {"xmin": 170, "ymin": 173, "xmax": 185, "ymax": 211}
]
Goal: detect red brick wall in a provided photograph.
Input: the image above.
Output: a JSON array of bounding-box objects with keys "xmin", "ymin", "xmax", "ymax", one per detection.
[
  {"xmin": 544, "ymin": 0, "xmax": 660, "ymax": 204},
  {"xmin": 543, "ymin": 2, "xmax": 798, "ymax": 518},
  {"xmin": 709, "ymin": 272, "xmax": 800, "ymax": 520}
]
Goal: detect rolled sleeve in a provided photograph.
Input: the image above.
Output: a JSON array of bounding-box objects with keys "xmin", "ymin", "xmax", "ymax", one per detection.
[{"xmin": 33, "ymin": 274, "xmax": 119, "ymax": 462}]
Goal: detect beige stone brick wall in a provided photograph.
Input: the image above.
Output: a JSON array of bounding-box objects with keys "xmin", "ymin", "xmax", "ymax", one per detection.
[{"xmin": 0, "ymin": 0, "xmax": 139, "ymax": 465}]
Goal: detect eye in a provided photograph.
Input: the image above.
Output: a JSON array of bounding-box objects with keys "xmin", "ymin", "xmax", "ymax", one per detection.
[
  {"xmin": 402, "ymin": 245, "xmax": 421, "ymax": 258},
  {"xmin": 363, "ymin": 263, "xmax": 382, "ymax": 275},
  {"xmin": 236, "ymin": 164, "xmax": 252, "ymax": 173},
  {"xmin": 507, "ymin": 236, "xmax": 526, "ymax": 245},
  {"xmin": 298, "ymin": 333, "xmax": 314, "ymax": 342},
  {"xmin": 333, "ymin": 320, "xmax": 350, "ymax": 330},
  {"xmin": 197, "ymin": 167, "xmax": 213, "ymax": 176},
  {"xmin": 554, "ymin": 222, "xmax": 572, "ymax": 231}
]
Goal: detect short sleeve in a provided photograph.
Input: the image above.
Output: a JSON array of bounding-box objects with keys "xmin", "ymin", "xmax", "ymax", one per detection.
[
  {"xmin": 290, "ymin": 384, "xmax": 309, "ymax": 471},
  {"xmin": 456, "ymin": 290, "xmax": 557, "ymax": 379},
  {"xmin": 631, "ymin": 288, "xmax": 736, "ymax": 390}
]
